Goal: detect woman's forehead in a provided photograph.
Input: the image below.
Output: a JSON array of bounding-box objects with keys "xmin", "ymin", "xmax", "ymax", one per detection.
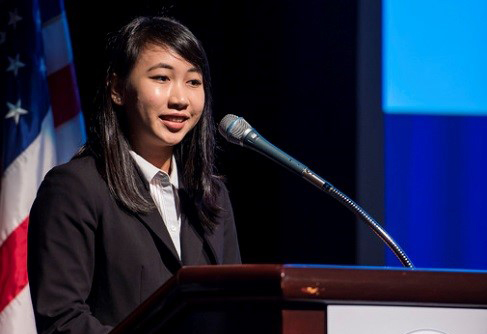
[{"xmin": 136, "ymin": 43, "xmax": 200, "ymax": 72}]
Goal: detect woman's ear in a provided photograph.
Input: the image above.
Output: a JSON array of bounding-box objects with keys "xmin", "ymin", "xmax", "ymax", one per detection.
[{"xmin": 110, "ymin": 73, "xmax": 124, "ymax": 106}]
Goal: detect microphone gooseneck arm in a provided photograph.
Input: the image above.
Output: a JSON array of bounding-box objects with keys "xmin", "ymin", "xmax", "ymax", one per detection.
[{"xmin": 219, "ymin": 114, "xmax": 414, "ymax": 269}]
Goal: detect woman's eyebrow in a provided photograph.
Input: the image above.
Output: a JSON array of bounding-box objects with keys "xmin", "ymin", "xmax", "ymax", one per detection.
[
  {"xmin": 147, "ymin": 63, "xmax": 173, "ymax": 72},
  {"xmin": 188, "ymin": 67, "xmax": 201, "ymax": 73},
  {"xmin": 147, "ymin": 63, "xmax": 201, "ymax": 73}
]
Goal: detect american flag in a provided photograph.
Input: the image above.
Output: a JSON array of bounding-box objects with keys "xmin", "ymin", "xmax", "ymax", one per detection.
[{"xmin": 0, "ymin": 0, "xmax": 85, "ymax": 332}]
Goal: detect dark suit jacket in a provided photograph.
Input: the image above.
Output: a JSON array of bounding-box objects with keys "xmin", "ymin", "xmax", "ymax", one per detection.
[{"xmin": 28, "ymin": 155, "xmax": 240, "ymax": 334}]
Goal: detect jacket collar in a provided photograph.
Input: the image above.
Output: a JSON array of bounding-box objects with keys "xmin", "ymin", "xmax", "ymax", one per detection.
[
  {"xmin": 130, "ymin": 158, "xmax": 219, "ymax": 267},
  {"xmin": 131, "ymin": 159, "xmax": 182, "ymax": 268},
  {"xmin": 129, "ymin": 151, "xmax": 179, "ymax": 190}
]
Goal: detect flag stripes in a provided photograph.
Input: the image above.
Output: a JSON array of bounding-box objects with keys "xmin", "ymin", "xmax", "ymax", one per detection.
[
  {"xmin": 0, "ymin": 0, "xmax": 85, "ymax": 332},
  {"xmin": 0, "ymin": 218, "xmax": 29, "ymax": 313}
]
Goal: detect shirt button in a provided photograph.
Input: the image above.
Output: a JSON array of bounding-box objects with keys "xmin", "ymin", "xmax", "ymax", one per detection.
[{"xmin": 170, "ymin": 226, "xmax": 177, "ymax": 232}]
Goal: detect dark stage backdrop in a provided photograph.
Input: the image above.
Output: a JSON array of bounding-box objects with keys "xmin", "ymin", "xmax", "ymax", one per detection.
[{"xmin": 65, "ymin": 0, "xmax": 358, "ymax": 265}]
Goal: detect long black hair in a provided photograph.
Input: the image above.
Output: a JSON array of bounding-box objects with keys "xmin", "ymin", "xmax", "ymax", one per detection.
[{"xmin": 80, "ymin": 16, "xmax": 220, "ymax": 229}]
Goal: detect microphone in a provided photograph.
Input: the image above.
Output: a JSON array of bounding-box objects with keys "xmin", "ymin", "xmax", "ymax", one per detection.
[
  {"xmin": 219, "ymin": 114, "xmax": 414, "ymax": 269},
  {"xmin": 218, "ymin": 114, "xmax": 330, "ymax": 190}
]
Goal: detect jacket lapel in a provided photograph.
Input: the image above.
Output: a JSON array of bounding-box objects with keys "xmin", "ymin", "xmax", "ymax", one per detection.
[
  {"xmin": 135, "ymin": 208, "xmax": 181, "ymax": 264},
  {"xmin": 132, "ymin": 163, "xmax": 182, "ymax": 267},
  {"xmin": 180, "ymin": 212, "xmax": 206, "ymax": 265},
  {"xmin": 179, "ymin": 190, "xmax": 219, "ymax": 265},
  {"xmin": 204, "ymin": 223, "xmax": 223, "ymax": 264},
  {"xmin": 131, "ymin": 159, "xmax": 220, "ymax": 266}
]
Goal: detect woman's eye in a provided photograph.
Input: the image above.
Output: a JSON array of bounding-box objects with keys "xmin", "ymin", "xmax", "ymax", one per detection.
[
  {"xmin": 151, "ymin": 75, "xmax": 169, "ymax": 82},
  {"xmin": 188, "ymin": 79, "xmax": 202, "ymax": 87}
]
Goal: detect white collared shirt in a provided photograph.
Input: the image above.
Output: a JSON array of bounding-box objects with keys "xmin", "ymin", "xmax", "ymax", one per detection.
[{"xmin": 129, "ymin": 151, "xmax": 182, "ymax": 259}]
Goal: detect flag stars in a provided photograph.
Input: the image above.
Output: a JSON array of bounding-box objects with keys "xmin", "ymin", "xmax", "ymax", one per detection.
[
  {"xmin": 6, "ymin": 99, "xmax": 29, "ymax": 125},
  {"xmin": 7, "ymin": 54, "xmax": 25, "ymax": 76},
  {"xmin": 8, "ymin": 9, "xmax": 23, "ymax": 29}
]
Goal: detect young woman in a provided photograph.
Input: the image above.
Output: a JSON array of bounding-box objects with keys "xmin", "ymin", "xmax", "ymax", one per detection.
[{"xmin": 28, "ymin": 16, "xmax": 240, "ymax": 334}]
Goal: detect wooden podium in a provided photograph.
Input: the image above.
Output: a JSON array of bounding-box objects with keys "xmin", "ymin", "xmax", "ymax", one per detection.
[{"xmin": 111, "ymin": 265, "xmax": 487, "ymax": 334}]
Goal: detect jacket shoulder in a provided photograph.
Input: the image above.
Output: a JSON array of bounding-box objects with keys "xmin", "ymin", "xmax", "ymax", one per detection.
[
  {"xmin": 34, "ymin": 155, "xmax": 109, "ymax": 213},
  {"xmin": 47, "ymin": 154, "xmax": 102, "ymax": 179},
  {"xmin": 43, "ymin": 155, "xmax": 105, "ymax": 189}
]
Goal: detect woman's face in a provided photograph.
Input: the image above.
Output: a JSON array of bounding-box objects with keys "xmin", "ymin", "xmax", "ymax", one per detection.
[{"xmin": 113, "ymin": 44, "xmax": 205, "ymax": 155}]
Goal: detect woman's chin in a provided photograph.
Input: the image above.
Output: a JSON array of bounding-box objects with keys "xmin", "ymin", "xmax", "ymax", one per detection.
[{"xmin": 157, "ymin": 135, "xmax": 185, "ymax": 148}]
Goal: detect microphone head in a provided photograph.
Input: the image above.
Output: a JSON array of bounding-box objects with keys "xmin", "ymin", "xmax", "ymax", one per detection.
[{"xmin": 218, "ymin": 114, "xmax": 252, "ymax": 145}]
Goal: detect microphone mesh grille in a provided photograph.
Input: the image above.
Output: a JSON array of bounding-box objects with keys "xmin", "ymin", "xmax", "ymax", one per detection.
[{"xmin": 218, "ymin": 114, "xmax": 252, "ymax": 144}]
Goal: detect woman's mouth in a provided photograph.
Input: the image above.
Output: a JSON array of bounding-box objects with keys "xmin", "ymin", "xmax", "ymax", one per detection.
[
  {"xmin": 160, "ymin": 115, "xmax": 186, "ymax": 123},
  {"xmin": 159, "ymin": 114, "xmax": 189, "ymax": 132}
]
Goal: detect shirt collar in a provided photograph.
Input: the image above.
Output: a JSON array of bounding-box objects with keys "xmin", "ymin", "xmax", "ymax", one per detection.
[{"xmin": 129, "ymin": 150, "xmax": 179, "ymax": 189}]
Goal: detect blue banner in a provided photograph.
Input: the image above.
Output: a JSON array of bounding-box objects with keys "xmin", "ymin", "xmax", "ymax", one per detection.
[{"xmin": 383, "ymin": 1, "xmax": 487, "ymax": 269}]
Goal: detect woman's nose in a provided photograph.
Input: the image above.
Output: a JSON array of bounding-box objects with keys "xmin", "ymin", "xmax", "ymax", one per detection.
[{"xmin": 168, "ymin": 84, "xmax": 189, "ymax": 110}]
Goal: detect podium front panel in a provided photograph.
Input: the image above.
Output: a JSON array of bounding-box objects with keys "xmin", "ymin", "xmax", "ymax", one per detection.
[{"xmin": 327, "ymin": 305, "xmax": 487, "ymax": 334}]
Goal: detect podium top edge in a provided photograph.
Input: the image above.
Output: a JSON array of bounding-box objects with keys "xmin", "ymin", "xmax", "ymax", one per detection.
[{"xmin": 283, "ymin": 264, "xmax": 487, "ymax": 274}]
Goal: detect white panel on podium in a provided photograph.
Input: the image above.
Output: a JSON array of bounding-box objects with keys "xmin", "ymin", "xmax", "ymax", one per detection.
[{"xmin": 327, "ymin": 305, "xmax": 487, "ymax": 334}]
